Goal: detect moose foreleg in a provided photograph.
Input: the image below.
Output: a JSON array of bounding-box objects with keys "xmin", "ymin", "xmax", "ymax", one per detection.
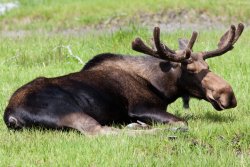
[{"xmin": 128, "ymin": 106, "xmax": 187, "ymax": 127}]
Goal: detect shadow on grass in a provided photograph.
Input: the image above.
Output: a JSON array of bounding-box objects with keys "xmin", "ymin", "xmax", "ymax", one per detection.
[{"xmin": 183, "ymin": 112, "xmax": 236, "ymax": 123}]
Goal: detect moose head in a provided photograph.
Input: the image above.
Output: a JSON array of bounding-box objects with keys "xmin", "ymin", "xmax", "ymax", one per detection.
[{"xmin": 132, "ymin": 23, "xmax": 244, "ymax": 111}]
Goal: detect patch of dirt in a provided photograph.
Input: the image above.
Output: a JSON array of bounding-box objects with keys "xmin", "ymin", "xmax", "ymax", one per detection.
[
  {"xmin": 1, "ymin": 9, "xmax": 249, "ymax": 38},
  {"xmin": 94, "ymin": 9, "xmax": 235, "ymax": 31}
]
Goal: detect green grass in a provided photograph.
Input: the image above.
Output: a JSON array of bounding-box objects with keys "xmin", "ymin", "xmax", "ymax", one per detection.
[
  {"xmin": 1, "ymin": 27, "xmax": 249, "ymax": 167},
  {"xmin": 0, "ymin": 0, "xmax": 250, "ymax": 31},
  {"xmin": 0, "ymin": 0, "xmax": 250, "ymax": 166}
]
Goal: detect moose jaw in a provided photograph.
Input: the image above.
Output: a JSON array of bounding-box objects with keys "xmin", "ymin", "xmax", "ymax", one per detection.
[{"xmin": 3, "ymin": 23, "xmax": 244, "ymax": 135}]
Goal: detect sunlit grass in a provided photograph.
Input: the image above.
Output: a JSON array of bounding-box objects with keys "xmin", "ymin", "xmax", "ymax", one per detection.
[
  {"xmin": 0, "ymin": 0, "xmax": 249, "ymax": 31},
  {"xmin": 0, "ymin": 27, "xmax": 249, "ymax": 166}
]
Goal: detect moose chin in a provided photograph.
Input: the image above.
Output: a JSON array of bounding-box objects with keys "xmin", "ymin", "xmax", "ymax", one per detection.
[{"xmin": 3, "ymin": 23, "xmax": 243, "ymax": 135}]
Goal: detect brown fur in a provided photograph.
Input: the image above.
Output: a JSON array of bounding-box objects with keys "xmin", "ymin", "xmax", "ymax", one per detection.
[{"xmin": 8, "ymin": 77, "xmax": 48, "ymax": 108}]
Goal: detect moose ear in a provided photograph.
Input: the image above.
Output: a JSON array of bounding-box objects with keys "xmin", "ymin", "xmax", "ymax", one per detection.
[{"xmin": 178, "ymin": 38, "xmax": 189, "ymax": 50}]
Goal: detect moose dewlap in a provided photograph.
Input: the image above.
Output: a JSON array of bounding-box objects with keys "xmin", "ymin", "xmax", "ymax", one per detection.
[{"xmin": 3, "ymin": 23, "xmax": 243, "ymax": 135}]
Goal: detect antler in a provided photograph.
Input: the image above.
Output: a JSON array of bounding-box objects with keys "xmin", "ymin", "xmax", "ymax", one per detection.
[
  {"xmin": 178, "ymin": 31, "xmax": 198, "ymax": 51},
  {"xmin": 202, "ymin": 23, "xmax": 244, "ymax": 59},
  {"xmin": 187, "ymin": 31, "xmax": 198, "ymax": 50},
  {"xmin": 132, "ymin": 27, "xmax": 192, "ymax": 62}
]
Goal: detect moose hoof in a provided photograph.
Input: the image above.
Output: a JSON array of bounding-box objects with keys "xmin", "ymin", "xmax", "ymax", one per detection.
[
  {"xmin": 99, "ymin": 126, "xmax": 119, "ymax": 135},
  {"xmin": 126, "ymin": 123, "xmax": 141, "ymax": 129},
  {"xmin": 126, "ymin": 121, "xmax": 150, "ymax": 130}
]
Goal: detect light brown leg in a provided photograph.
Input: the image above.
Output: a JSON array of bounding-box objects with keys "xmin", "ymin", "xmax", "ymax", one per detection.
[{"xmin": 58, "ymin": 112, "xmax": 119, "ymax": 136}]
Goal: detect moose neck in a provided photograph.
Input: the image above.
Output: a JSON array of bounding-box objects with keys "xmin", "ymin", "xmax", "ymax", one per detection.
[
  {"xmin": 145, "ymin": 60, "xmax": 184, "ymax": 103},
  {"xmin": 123, "ymin": 56, "xmax": 184, "ymax": 104},
  {"xmin": 84, "ymin": 55, "xmax": 185, "ymax": 104}
]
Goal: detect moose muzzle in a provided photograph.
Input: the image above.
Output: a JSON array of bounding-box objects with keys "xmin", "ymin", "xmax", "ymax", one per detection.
[{"xmin": 202, "ymin": 72, "xmax": 237, "ymax": 111}]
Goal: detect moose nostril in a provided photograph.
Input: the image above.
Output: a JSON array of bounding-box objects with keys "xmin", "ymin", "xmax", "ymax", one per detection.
[
  {"xmin": 220, "ymin": 91, "xmax": 237, "ymax": 108},
  {"xmin": 227, "ymin": 90, "xmax": 237, "ymax": 108},
  {"xmin": 230, "ymin": 95, "xmax": 237, "ymax": 108}
]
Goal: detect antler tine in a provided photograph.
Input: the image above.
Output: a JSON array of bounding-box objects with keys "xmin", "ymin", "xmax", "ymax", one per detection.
[
  {"xmin": 132, "ymin": 27, "xmax": 190, "ymax": 62},
  {"xmin": 187, "ymin": 31, "xmax": 198, "ymax": 50},
  {"xmin": 153, "ymin": 27, "xmax": 189, "ymax": 62},
  {"xmin": 203, "ymin": 25, "xmax": 237, "ymax": 59},
  {"xmin": 132, "ymin": 37, "xmax": 159, "ymax": 58},
  {"xmin": 232, "ymin": 23, "xmax": 244, "ymax": 44},
  {"xmin": 153, "ymin": 27, "xmax": 175, "ymax": 56}
]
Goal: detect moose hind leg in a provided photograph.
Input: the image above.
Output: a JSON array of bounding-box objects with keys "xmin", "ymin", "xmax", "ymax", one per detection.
[
  {"xmin": 59, "ymin": 112, "xmax": 162, "ymax": 136},
  {"xmin": 4, "ymin": 107, "xmax": 118, "ymax": 135},
  {"xmin": 58, "ymin": 112, "xmax": 119, "ymax": 136}
]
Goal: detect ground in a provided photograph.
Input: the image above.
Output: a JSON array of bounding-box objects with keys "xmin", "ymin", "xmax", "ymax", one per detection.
[{"xmin": 0, "ymin": 0, "xmax": 250, "ymax": 166}]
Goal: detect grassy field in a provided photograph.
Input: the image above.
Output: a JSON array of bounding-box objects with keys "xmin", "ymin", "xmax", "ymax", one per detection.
[
  {"xmin": 0, "ymin": 0, "xmax": 250, "ymax": 166},
  {"xmin": 1, "ymin": 0, "xmax": 250, "ymax": 31}
]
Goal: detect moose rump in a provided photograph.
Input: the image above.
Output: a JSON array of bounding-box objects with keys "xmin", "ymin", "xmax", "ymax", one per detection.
[{"xmin": 3, "ymin": 70, "xmax": 134, "ymax": 133}]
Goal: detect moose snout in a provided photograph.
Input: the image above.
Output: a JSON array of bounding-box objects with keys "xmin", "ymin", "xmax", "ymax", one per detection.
[
  {"xmin": 214, "ymin": 85, "xmax": 237, "ymax": 110},
  {"xmin": 203, "ymin": 72, "xmax": 237, "ymax": 110}
]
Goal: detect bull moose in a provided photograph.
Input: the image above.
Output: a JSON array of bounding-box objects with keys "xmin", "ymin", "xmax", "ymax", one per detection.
[{"xmin": 3, "ymin": 23, "xmax": 244, "ymax": 135}]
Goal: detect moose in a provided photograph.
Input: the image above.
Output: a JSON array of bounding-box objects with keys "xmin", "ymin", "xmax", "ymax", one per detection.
[{"xmin": 3, "ymin": 23, "xmax": 244, "ymax": 135}]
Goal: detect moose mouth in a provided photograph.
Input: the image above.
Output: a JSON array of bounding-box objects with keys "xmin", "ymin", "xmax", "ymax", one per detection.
[{"xmin": 207, "ymin": 97, "xmax": 225, "ymax": 111}]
